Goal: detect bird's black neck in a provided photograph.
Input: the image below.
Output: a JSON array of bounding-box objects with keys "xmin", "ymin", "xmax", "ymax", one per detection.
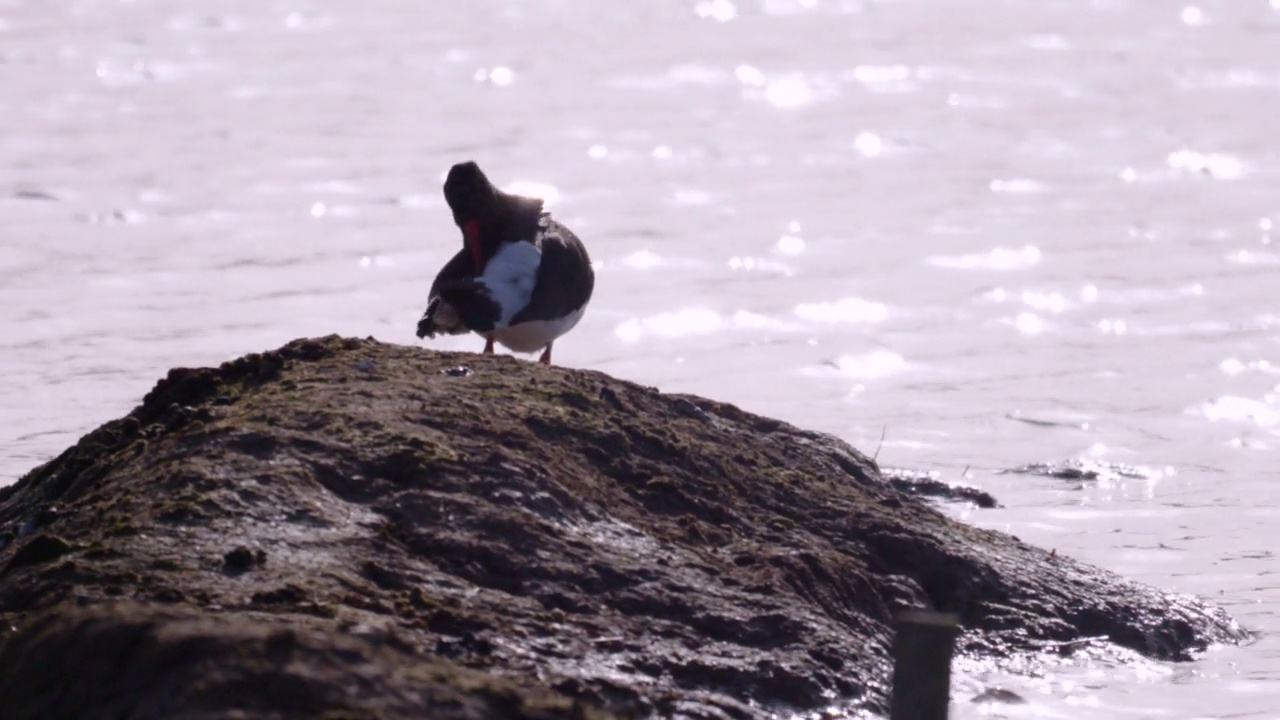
[{"xmin": 464, "ymin": 192, "xmax": 544, "ymax": 263}]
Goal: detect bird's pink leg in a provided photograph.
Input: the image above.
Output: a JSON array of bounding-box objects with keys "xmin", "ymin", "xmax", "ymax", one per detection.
[
  {"xmin": 483, "ymin": 338, "xmax": 495, "ymax": 355},
  {"xmin": 538, "ymin": 343, "xmax": 552, "ymax": 365}
]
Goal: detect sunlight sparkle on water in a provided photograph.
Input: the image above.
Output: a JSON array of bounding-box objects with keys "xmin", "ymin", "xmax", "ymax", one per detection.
[
  {"xmin": 613, "ymin": 307, "xmax": 796, "ymax": 343},
  {"xmin": 984, "ymin": 289, "xmax": 1070, "ymax": 313},
  {"xmin": 805, "ymin": 350, "xmax": 908, "ymax": 380},
  {"xmin": 1219, "ymin": 358, "xmax": 1279, "ymax": 376},
  {"xmin": 615, "ymin": 308, "xmax": 723, "ymax": 342},
  {"xmin": 850, "ymin": 65, "xmax": 911, "ymax": 83},
  {"xmin": 9, "ymin": 2, "xmax": 1280, "ymax": 716},
  {"xmin": 671, "ymin": 189, "xmax": 712, "ymax": 206},
  {"xmin": 735, "ymin": 64, "xmax": 766, "ymax": 86},
  {"xmin": 1011, "ymin": 312, "xmax": 1044, "ymax": 335},
  {"xmin": 358, "ymin": 255, "xmax": 392, "ymax": 270},
  {"xmin": 474, "ymin": 66, "xmax": 514, "ymax": 86},
  {"xmin": 794, "ymin": 297, "xmax": 888, "ymax": 324},
  {"xmin": 762, "ymin": 0, "xmax": 818, "ymax": 15},
  {"xmin": 928, "ymin": 245, "xmax": 1042, "ymax": 271},
  {"xmin": 659, "ymin": 64, "xmax": 723, "ymax": 87},
  {"xmin": 622, "ymin": 250, "xmax": 663, "ymax": 270},
  {"xmin": 730, "ymin": 310, "xmax": 797, "ymax": 331},
  {"xmin": 735, "ymin": 65, "xmax": 816, "ymax": 109},
  {"xmin": 1227, "ymin": 249, "xmax": 1280, "ymax": 265},
  {"xmin": 1020, "ymin": 290, "xmax": 1069, "ymax": 313},
  {"xmin": 1167, "ymin": 149, "xmax": 1243, "ymax": 179},
  {"xmin": 283, "ymin": 11, "xmax": 332, "ymax": 30},
  {"xmin": 775, "ymin": 235, "xmax": 806, "ymax": 255},
  {"xmin": 729, "ymin": 256, "xmax": 793, "ymax": 274},
  {"xmin": 848, "ymin": 64, "xmax": 914, "ymax": 92},
  {"xmin": 765, "ymin": 75, "xmax": 814, "ymax": 108},
  {"xmin": 853, "ymin": 132, "xmax": 884, "ymax": 157},
  {"xmin": 695, "ymin": 0, "xmax": 737, "ymax": 22},
  {"xmin": 990, "ymin": 178, "xmax": 1046, "ymax": 193},
  {"xmin": 774, "ymin": 221, "xmax": 806, "ymax": 255},
  {"xmin": 1023, "ymin": 34, "xmax": 1071, "ymax": 50},
  {"xmin": 1197, "ymin": 396, "xmax": 1280, "ymax": 428},
  {"xmin": 1098, "ymin": 318, "xmax": 1127, "ymax": 335}
]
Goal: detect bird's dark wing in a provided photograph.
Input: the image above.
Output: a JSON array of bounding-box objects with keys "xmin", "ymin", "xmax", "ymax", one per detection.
[
  {"xmin": 428, "ymin": 248, "xmax": 476, "ymax": 299},
  {"xmin": 509, "ymin": 217, "xmax": 594, "ymax": 326},
  {"xmin": 416, "ymin": 249, "xmax": 476, "ymax": 339}
]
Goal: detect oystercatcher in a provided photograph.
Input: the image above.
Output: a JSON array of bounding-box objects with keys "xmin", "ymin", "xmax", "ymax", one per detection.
[{"xmin": 415, "ymin": 161, "xmax": 594, "ymax": 365}]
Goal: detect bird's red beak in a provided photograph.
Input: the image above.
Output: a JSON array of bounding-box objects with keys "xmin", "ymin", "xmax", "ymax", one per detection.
[{"xmin": 464, "ymin": 220, "xmax": 483, "ymax": 273}]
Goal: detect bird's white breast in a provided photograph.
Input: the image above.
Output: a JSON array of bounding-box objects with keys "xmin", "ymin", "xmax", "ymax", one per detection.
[
  {"xmin": 478, "ymin": 241, "xmax": 542, "ymax": 327},
  {"xmin": 489, "ymin": 306, "xmax": 586, "ymax": 353}
]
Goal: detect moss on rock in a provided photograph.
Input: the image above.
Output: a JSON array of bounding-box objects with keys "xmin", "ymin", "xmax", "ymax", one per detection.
[{"xmin": 0, "ymin": 335, "xmax": 1249, "ymax": 719}]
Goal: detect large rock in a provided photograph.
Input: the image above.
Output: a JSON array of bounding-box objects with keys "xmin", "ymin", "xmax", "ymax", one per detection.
[
  {"xmin": 0, "ymin": 336, "xmax": 1248, "ymax": 719},
  {"xmin": 0, "ymin": 602, "xmax": 612, "ymax": 720}
]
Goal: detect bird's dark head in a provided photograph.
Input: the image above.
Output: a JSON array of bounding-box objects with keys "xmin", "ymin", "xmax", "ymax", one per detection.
[
  {"xmin": 440, "ymin": 160, "xmax": 545, "ymax": 273},
  {"xmin": 443, "ymin": 161, "xmax": 497, "ymax": 227}
]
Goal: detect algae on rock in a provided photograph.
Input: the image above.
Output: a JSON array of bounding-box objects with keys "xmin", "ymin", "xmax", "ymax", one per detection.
[{"xmin": 0, "ymin": 335, "xmax": 1249, "ymax": 719}]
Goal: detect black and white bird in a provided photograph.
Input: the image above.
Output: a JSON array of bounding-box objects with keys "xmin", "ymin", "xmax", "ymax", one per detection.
[{"xmin": 415, "ymin": 161, "xmax": 594, "ymax": 365}]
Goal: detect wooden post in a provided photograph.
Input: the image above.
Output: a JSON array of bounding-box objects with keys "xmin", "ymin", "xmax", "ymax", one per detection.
[{"xmin": 889, "ymin": 610, "xmax": 961, "ymax": 720}]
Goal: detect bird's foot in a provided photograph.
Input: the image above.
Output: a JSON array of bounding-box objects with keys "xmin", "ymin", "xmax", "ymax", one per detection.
[
  {"xmin": 483, "ymin": 338, "xmax": 495, "ymax": 355},
  {"xmin": 538, "ymin": 344, "xmax": 552, "ymax": 365}
]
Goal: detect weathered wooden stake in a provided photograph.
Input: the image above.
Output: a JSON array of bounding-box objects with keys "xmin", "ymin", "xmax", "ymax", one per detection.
[{"xmin": 889, "ymin": 610, "xmax": 961, "ymax": 720}]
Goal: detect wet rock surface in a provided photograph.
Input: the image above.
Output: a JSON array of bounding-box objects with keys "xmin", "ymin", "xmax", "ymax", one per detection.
[
  {"xmin": 880, "ymin": 468, "xmax": 999, "ymax": 508},
  {"xmin": 0, "ymin": 601, "xmax": 613, "ymax": 720},
  {"xmin": 0, "ymin": 336, "xmax": 1250, "ymax": 719}
]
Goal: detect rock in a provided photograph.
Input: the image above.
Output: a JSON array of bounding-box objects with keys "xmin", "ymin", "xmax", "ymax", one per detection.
[
  {"xmin": 0, "ymin": 335, "xmax": 1249, "ymax": 719},
  {"xmin": 4, "ymin": 535, "xmax": 73, "ymax": 573},
  {"xmin": 971, "ymin": 687, "xmax": 1026, "ymax": 704},
  {"xmin": 880, "ymin": 468, "xmax": 999, "ymax": 508},
  {"xmin": 222, "ymin": 545, "xmax": 266, "ymax": 575},
  {"xmin": 0, "ymin": 602, "xmax": 611, "ymax": 720},
  {"xmin": 998, "ymin": 458, "xmax": 1158, "ymax": 486}
]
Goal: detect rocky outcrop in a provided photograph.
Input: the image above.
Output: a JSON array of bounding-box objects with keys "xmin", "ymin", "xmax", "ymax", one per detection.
[
  {"xmin": 0, "ymin": 336, "xmax": 1249, "ymax": 719},
  {"xmin": 0, "ymin": 602, "xmax": 612, "ymax": 720}
]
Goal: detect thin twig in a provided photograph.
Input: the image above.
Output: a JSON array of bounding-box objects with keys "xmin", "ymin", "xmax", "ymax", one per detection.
[{"xmin": 873, "ymin": 426, "xmax": 887, "ymax": 461}]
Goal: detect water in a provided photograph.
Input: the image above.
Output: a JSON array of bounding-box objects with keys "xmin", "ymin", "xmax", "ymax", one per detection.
[{"xmin": 2, "ymin": 0, "xmax": 1279, "ymax": 715}]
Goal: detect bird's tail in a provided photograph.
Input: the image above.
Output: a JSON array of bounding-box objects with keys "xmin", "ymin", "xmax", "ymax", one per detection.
[
  {"xmin": 437, "ymin": 280, "xmax": 501, "ymax": 332},
  {"xmin": 415, "ymin": 297, "xmax": 447, "ymax": 339},
  {"xmin": 419, "ymin": 292, "xmax": 481, "ymax": 338}
]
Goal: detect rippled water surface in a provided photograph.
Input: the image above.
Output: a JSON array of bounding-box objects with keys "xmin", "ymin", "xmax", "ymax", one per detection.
[{"xmin": 3, "ymin": 0, "xmax": 1279, "ymax": 716}]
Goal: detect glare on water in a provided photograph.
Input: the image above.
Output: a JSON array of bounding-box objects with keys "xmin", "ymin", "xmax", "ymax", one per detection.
[{"xmin": 2, "ymin": 0, "xmax": 1279, "ymax": 716}]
